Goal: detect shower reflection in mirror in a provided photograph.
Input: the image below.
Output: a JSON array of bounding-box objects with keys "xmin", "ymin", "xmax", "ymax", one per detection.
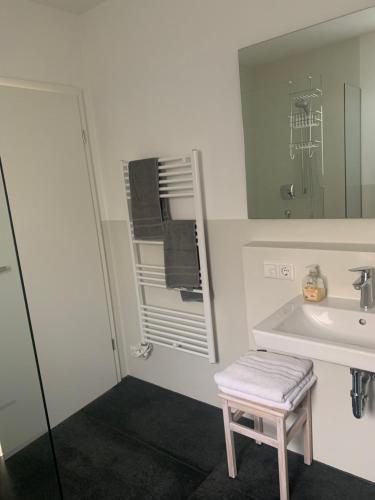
[
  {"xmin": 288, "ymin": 75, "xmax": 324, "ymax": 218},
  {"xmin": 239, "ymin": 19, "xmax": 368, "ymax": 219}
]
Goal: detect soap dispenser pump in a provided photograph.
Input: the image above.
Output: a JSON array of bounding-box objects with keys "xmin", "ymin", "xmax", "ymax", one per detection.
[{"xmin": 303, "ymin": 265, "xmax": 327, "ymax": 302}]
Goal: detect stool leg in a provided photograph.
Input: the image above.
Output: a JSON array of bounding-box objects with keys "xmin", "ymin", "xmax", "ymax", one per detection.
[
  {"xmin": 254, "ymin": 416, "xmax": 263, "ymax": 445},
  {"xmin": 276, "ymin": 417, "xmax": 289, "ymax": 500},
  {"xmin": 222, "ymin": 399, "xmax": 237, "ymax": 478},
  {"xmin": 303, "ymin": 390, "xmax": 313, "ymax": 465}
]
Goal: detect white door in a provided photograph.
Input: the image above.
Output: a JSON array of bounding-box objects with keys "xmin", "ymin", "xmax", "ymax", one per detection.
[{"xmin": 0, "ymin": 83, "xmax": 118, "ymax": 427}]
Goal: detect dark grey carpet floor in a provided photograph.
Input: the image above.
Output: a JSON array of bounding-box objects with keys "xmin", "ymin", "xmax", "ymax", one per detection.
[{"xmin": 2, "ymin": 376, "xmax": 375, "ymax": 499}]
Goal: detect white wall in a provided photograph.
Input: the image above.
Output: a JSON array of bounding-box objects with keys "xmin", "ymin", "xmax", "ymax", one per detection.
[
  {"xmin": 81, "ymin": 0, "xmax": 375, "ymax": 481},
  {"xmin": 0, "ymin": 0, "xmax": 82, "ymax": 86}
]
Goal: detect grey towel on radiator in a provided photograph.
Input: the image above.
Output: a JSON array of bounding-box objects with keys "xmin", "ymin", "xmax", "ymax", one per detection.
[
  {"xmin": 164, "ymin": 220, "xmax": 201, "ymax": 295},
  {"xmin": 128, "ymin": 158, "xmax": 170, "ymax": 240},
  {"xmin": 180, "ymin": 290, "xmax": 203, "ymax": 302}
]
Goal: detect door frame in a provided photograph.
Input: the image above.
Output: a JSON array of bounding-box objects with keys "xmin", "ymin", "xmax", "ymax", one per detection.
[{"xmin": 0, "ymin": 77, "xmax": 121, "ymax": 382}]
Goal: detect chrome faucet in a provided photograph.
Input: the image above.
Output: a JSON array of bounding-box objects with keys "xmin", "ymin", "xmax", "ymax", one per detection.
[{"xmin": 349, "ymin": 267, "xmax": 375, "ymax": 310}]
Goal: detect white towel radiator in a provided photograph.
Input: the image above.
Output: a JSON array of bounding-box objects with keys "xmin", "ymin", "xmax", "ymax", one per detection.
[{"xmin": 122, "ymin": 150, "xmax": 216, "ymax": 363}]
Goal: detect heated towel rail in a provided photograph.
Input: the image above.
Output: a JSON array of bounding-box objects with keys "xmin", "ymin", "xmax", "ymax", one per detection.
[{"xmin": 122, "ymin": 150, "xmax": 216, "ymax": 363}]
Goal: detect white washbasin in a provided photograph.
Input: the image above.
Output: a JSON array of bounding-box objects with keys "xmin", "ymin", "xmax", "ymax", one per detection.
[{"xmin": 253, "ymin": 296, "xmax": 375, "ymax": 372}]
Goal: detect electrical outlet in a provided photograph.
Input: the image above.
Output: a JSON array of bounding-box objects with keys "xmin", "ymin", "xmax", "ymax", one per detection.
[
  {"xmin": 264, "ymin": 262, "xmax": 278, "ymax": 279},
  {"xmin": 278, "ymin": 263, "xmax": 294, "ymax": 280}
]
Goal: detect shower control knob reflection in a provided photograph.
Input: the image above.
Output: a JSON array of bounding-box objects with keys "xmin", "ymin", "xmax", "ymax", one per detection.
[
  {"xmin": 0, "ymin": 266, "xmax": 10, "ymax": 273},
  {"xmin": 280, "ymin": 183, "xmax": 295, "ymax": 200},
  {"xmin": 284, "ymin": 209, "xmax": 292, "ymax": 219}
]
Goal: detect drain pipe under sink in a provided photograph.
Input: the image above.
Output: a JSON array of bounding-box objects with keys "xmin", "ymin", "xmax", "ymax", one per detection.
[{"xmin": 350, "ymin": 368, "xmax": 375, "ymax": 419}]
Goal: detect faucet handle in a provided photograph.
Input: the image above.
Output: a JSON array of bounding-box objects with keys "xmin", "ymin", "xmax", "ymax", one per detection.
[
  {"xmin": 349, "ymin": 267, "xmax": 374, "ymax": 288},
  {"xmin": 349, "ymin": 267, "xmax": 374, "ymax": 275}
]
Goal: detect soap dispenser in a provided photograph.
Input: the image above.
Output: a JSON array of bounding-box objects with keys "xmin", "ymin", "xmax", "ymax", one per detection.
[{"xmin": 302, "ymin": 265, "xmax": 327, "ymax": 302}]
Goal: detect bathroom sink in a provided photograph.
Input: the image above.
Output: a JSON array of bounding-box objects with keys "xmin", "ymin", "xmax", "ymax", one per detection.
[{"xmin": 253, "ymin": 296, "xmax": 375, "ymax": 372}]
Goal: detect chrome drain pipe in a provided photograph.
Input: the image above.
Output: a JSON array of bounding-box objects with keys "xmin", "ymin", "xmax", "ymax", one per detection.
[{"xmin": 350, "ymin": 368, "xmax": 374, "ymax": 419}]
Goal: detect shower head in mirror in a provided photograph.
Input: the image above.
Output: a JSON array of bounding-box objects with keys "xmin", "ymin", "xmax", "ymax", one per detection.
[{"xmin": 294, "ymin": 99, "xmax": 309, "ymax": 114}]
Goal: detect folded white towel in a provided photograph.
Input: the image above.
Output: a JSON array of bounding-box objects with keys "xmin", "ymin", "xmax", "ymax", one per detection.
[
  {"xmin": 218, "ymin": 373, "xmax": 317, "ymax": 411},
  {"xmin": 214, "ymin": 350, "xmax": 313, "ymax": 404}
]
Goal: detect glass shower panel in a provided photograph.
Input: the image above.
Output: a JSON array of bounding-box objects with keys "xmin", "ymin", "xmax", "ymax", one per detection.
[{"xmin": 0, "ymin": 161, "xmax": 61, "ymax": 499}]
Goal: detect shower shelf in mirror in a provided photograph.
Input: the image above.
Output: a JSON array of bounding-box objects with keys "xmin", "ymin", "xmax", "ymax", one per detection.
[
  {"xmin": 289, "ymin": 139, "xmax": 321, "ymax": 160},
  {"xmin": 121, "ymin": 151, "xmax": 216, "ymax": 363},
  {"xmin": 292, "ymin": 140, "xmax": 321, "ymax": 151},
  {"xmin": 289, "ymin": 111, "xmax": 321, "ymax": 129},
  {"xmin": 288, "ymin": 78, "xmax": 324, "ymax": 160},
  {"xmin": 290, "ymin": 87, "xmax": 322, "ymax": 100}
]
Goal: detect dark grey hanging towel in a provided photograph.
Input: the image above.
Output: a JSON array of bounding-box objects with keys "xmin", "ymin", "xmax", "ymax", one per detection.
[
  {"xmin": 128, "ymin": 158, "xmax": 170, "ymax": 240},
  {"xmin": 180, "ymin": 290, "xmax": 203, "ymax": 302},
  {"xmin": 164, "ymin": 220, "xmax": 203, "ymax": 302}
]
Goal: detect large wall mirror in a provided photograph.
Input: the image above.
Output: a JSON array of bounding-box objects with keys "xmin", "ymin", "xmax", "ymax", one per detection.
[{"xmin": 239, "ymin": 8, "xmax": 375, "ymax": 219}]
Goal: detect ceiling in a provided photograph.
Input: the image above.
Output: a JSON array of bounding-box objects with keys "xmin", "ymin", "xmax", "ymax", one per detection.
[{"xmin": 30, "ymin": 0, "xmax": 107, "ymax": 14}]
